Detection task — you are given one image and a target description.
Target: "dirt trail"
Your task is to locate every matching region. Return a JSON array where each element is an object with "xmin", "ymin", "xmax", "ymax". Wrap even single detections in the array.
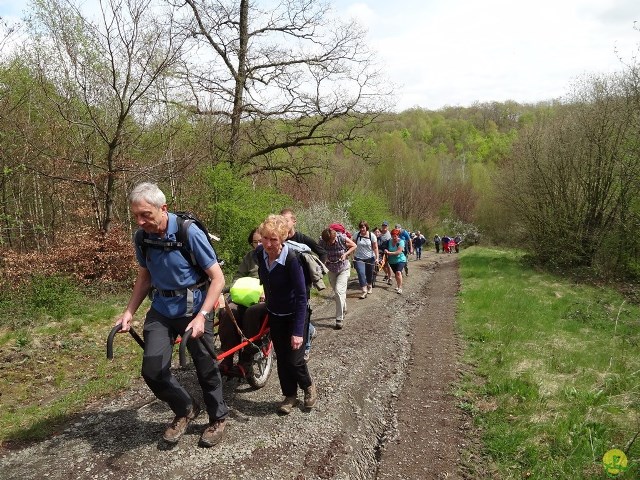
[
  {"xmin": 0, "ymin": 251, "xmax": 480, "ymax": 479},
  {"xmin": 376, "ymin": 256, "xmax": 475, "ymax": 479}
]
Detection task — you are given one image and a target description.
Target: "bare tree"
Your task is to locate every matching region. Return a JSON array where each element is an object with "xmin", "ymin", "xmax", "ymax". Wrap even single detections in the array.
[
  {"xmin": 26, "ymin": 0, "xmax": 185, "ymax": 231},
  {"xmin": 0, "ymin": 16, "xmax": 19, "ymax": 56},
  {"xmin": 502, "ymin": 72, "xmax": 640, "ymax": 269},
  {"xmin": 174, "ymin": 0, "xmax": 392, "ymax": 178}
]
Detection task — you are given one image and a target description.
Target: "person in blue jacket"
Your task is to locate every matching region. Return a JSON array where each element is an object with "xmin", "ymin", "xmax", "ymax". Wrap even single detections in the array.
[
  {"xmin": 281, "ymin": 208, "xmax": 326, "ymax": 361},
  {"xmin": 395, "ymin": 224, "xmax": 413, "ymax": 275},
  {"xmin": 257, "ymin": 214, "xmax": 317, "ymax": 414}
]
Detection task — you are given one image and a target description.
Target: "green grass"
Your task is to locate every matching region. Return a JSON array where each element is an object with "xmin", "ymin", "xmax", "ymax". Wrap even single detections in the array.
[
  {"xmin": 0, "ymin": 291, "xmax": 145, "ymax": 445},
  {"xmin": 457, "ymin": 247, "xmax": 640, "ymax": 479}
]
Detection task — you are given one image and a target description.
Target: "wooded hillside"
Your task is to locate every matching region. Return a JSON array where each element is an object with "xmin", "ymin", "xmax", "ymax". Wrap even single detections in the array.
[{"xmin": 0, "ymin": 0, "xmax": 638, "ymax": 294}]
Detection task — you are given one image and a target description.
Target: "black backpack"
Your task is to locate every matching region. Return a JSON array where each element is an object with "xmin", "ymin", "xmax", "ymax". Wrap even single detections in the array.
[{"xmin": 134, "ymin": 211, "xmax": 218, "ymax": 281}]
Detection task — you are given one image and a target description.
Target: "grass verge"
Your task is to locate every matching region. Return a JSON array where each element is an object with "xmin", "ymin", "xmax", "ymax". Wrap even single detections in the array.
[
  {"xmin": 0, "ymin": 292, "xmax": 146, "ymax": 446},
  {"xmin": 456, "ymin": 247, "xmax": 639, "ymax": 479}
]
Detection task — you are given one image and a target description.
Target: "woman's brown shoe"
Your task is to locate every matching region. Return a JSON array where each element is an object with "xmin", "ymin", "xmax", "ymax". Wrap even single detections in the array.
[
  {"xmin": 278, "ymin": 396, "xmax": 298, "ymax": 414},
  {"xmin": 304, "ymin": 384, "xmax": 317, "ymax": 409}
]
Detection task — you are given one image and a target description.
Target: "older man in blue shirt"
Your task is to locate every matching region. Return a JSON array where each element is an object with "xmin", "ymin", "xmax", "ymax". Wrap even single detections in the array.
[{"xmin": 116, "ymin": 182, "xmax": 228, "ymax": 447}]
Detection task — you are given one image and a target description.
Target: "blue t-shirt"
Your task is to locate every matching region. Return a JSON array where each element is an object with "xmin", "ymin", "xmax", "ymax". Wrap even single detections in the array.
[
  {"xmin": 387, "ymin": 239, "xmax": 407, "ymax": 264},
  {"xmin": 135, "ymin": 213, "xmax": 217, "ymax": 318},
  {"xmin": 399, "ymin": 230, "xmax": 411, "ymax": 253}
]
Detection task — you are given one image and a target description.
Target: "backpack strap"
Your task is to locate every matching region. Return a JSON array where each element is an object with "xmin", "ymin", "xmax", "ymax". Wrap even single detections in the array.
[
  {"xmin": 356, "ymin": 231, "xmax": 374, "ymax": 244},
  {"xmin": 175, "ymin": 216, "xmax": 199, "ymax": 269}
]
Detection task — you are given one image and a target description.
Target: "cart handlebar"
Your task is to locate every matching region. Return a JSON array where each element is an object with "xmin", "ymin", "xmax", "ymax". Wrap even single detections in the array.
[
  {"xmin": 178, "ymin": 328, "xmax": 218, "ymax": 368},
  {"xmin": 106, "ymin": 323, "xmax": 145, "ymax": 359}
]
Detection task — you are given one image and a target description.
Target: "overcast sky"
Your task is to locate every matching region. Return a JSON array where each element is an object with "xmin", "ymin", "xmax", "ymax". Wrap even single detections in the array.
[
  {"xmin": 333, "ymin": 0, "xmax": 640, "ymax": 110},
  {"xmin": 1, "ymin": 0, "xmax": 638, "ymax": 111}
]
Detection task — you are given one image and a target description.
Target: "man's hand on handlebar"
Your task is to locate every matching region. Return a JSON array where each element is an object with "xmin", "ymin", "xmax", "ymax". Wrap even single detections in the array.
[
  {"xmin": 187, "ymin": 313, "xmax": 206, "ymax": 338},
  {"xmin": 116, "ymin": 312, "xmax": 133, "ymax": 332}
]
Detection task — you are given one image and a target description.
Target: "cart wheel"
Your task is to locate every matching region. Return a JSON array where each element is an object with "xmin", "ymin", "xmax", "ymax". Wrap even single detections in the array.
[{"xmin": 247, "ymin": 336, "xmax": 273, "ymax": 389}]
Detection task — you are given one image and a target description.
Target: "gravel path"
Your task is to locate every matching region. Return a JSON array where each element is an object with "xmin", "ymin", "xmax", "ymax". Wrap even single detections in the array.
[{"xmin": 0, "ymin": 251, "xmax": 477, "ymax": 479}]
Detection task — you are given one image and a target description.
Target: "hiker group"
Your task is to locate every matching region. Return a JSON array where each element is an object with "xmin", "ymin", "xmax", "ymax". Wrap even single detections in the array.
[
  {"xmin": 433, "ymin": 234, "xmax": 463, "ymax": 254},
  {"xmin": 115, "ymin": 181, "xmax": 464, "ymax": 448}
]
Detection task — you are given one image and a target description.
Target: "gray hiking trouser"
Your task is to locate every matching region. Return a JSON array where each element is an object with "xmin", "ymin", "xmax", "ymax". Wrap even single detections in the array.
[{"xmin": 141, "ymin": 308, "xmax": 229, "ymax": 421}]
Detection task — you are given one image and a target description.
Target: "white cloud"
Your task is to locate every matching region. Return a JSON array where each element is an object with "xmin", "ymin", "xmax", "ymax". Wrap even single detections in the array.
[
  {"xmin": 334, "ymin": 0, "xmax": 640, "ymax": 110},
  {"xmin": 2, "ymin": 0, "xmax": 638, "ymax": 111}
]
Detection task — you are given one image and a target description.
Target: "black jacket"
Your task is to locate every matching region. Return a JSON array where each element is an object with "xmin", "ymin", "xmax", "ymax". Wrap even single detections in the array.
[{"xmin": 289, "ymin": 231, "xmax": 327, "ymax": 263}]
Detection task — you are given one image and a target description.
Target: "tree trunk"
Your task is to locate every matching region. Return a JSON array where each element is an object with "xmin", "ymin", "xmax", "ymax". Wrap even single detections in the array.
[{"xmin": 229, "ymin": 0, "xmax": 248, "ymax": 163}]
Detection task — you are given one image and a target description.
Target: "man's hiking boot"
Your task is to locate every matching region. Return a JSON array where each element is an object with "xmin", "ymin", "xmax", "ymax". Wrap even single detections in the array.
[
  {"xmin": 304, "ymin": 384, "xmax": 317, "ymax": 409},
  {"xmin": 163, "ymin": 400, "xmax": 201, "ymax": 443},
  {"xmin": 199, "ymin": 418, "xmax": 226, "ymax": 448},
  {"xmin": 278, "ymin": 396, "xmax": 298, "ymax": 414},
  {"xmin": 335, "ymin": 319, "xmax": 343, "ymax": 330}
]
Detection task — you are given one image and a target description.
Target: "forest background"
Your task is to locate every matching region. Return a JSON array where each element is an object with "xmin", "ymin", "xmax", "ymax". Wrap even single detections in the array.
[{"xmin": 0, "ymin": 0, "xmax": 639, "ymax": 319}]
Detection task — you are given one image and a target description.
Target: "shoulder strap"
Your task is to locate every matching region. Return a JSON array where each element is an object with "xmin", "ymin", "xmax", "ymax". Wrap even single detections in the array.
[
  {"xmin": 134, "ymin": 228, "xmax": 147, "ymax": 258},
  {"xmin": 356, "ymin": 231, "xmax": 373, "ymax": 243},
  {"xmin": 175, "ymin": 216, "xmax": 198, "ymax": 267}
]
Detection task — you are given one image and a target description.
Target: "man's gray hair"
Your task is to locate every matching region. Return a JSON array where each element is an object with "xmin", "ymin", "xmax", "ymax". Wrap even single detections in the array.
[{"xmin": 128, "ymin": 182, "xmax": 166, "ymax": 207}]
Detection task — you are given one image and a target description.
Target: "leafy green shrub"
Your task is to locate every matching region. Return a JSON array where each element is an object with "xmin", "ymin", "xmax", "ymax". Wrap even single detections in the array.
[
  {"xmin": 202, "ymin": 164, "xmax": 291, "ymax": 273},
  {"xmin": 339, "ymin": 188, "xmax": 394, "ymax": 230},
  {"xmin": 295, "ymin": 201, "xmax": 354, "ymax": 240},
  {"xmin": 26, "ymin": 274, "xmax": 80, "ymax": 321},
  {"xmin": 441, "ymin": 217, "xmax": 480, "ymax": 245}
]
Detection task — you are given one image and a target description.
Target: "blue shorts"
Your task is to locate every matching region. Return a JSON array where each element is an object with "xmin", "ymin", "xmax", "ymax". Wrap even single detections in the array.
[{"xmin": 390, "ymin": 262, "xmax": 406, "ymax": 273}]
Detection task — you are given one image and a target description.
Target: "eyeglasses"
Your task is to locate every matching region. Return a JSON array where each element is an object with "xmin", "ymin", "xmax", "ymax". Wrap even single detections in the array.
[{"xmin": 252, "ymin": 240, "xmax": 261, "ymax": 245}]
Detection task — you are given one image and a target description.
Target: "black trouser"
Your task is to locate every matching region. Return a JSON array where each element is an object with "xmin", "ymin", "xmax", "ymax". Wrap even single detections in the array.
[
  {"xmin": 268, "ymin": 310, "xmax": 312, "ymax": 397},
  {"xmin": 142, "ymin": 308, "xmax": 229, "ymax": 421}
]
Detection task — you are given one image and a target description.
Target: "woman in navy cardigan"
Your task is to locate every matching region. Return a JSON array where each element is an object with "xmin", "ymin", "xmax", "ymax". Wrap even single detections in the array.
[{"xmin": 257, "ymin": 214, "xmax": 317, "ymax": 414}]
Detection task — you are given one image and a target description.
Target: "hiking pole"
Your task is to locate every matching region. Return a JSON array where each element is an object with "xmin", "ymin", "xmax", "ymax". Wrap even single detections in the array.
[{"xmin": 106, "ymin": 323, "xmax": 145, "ymax": 359}]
